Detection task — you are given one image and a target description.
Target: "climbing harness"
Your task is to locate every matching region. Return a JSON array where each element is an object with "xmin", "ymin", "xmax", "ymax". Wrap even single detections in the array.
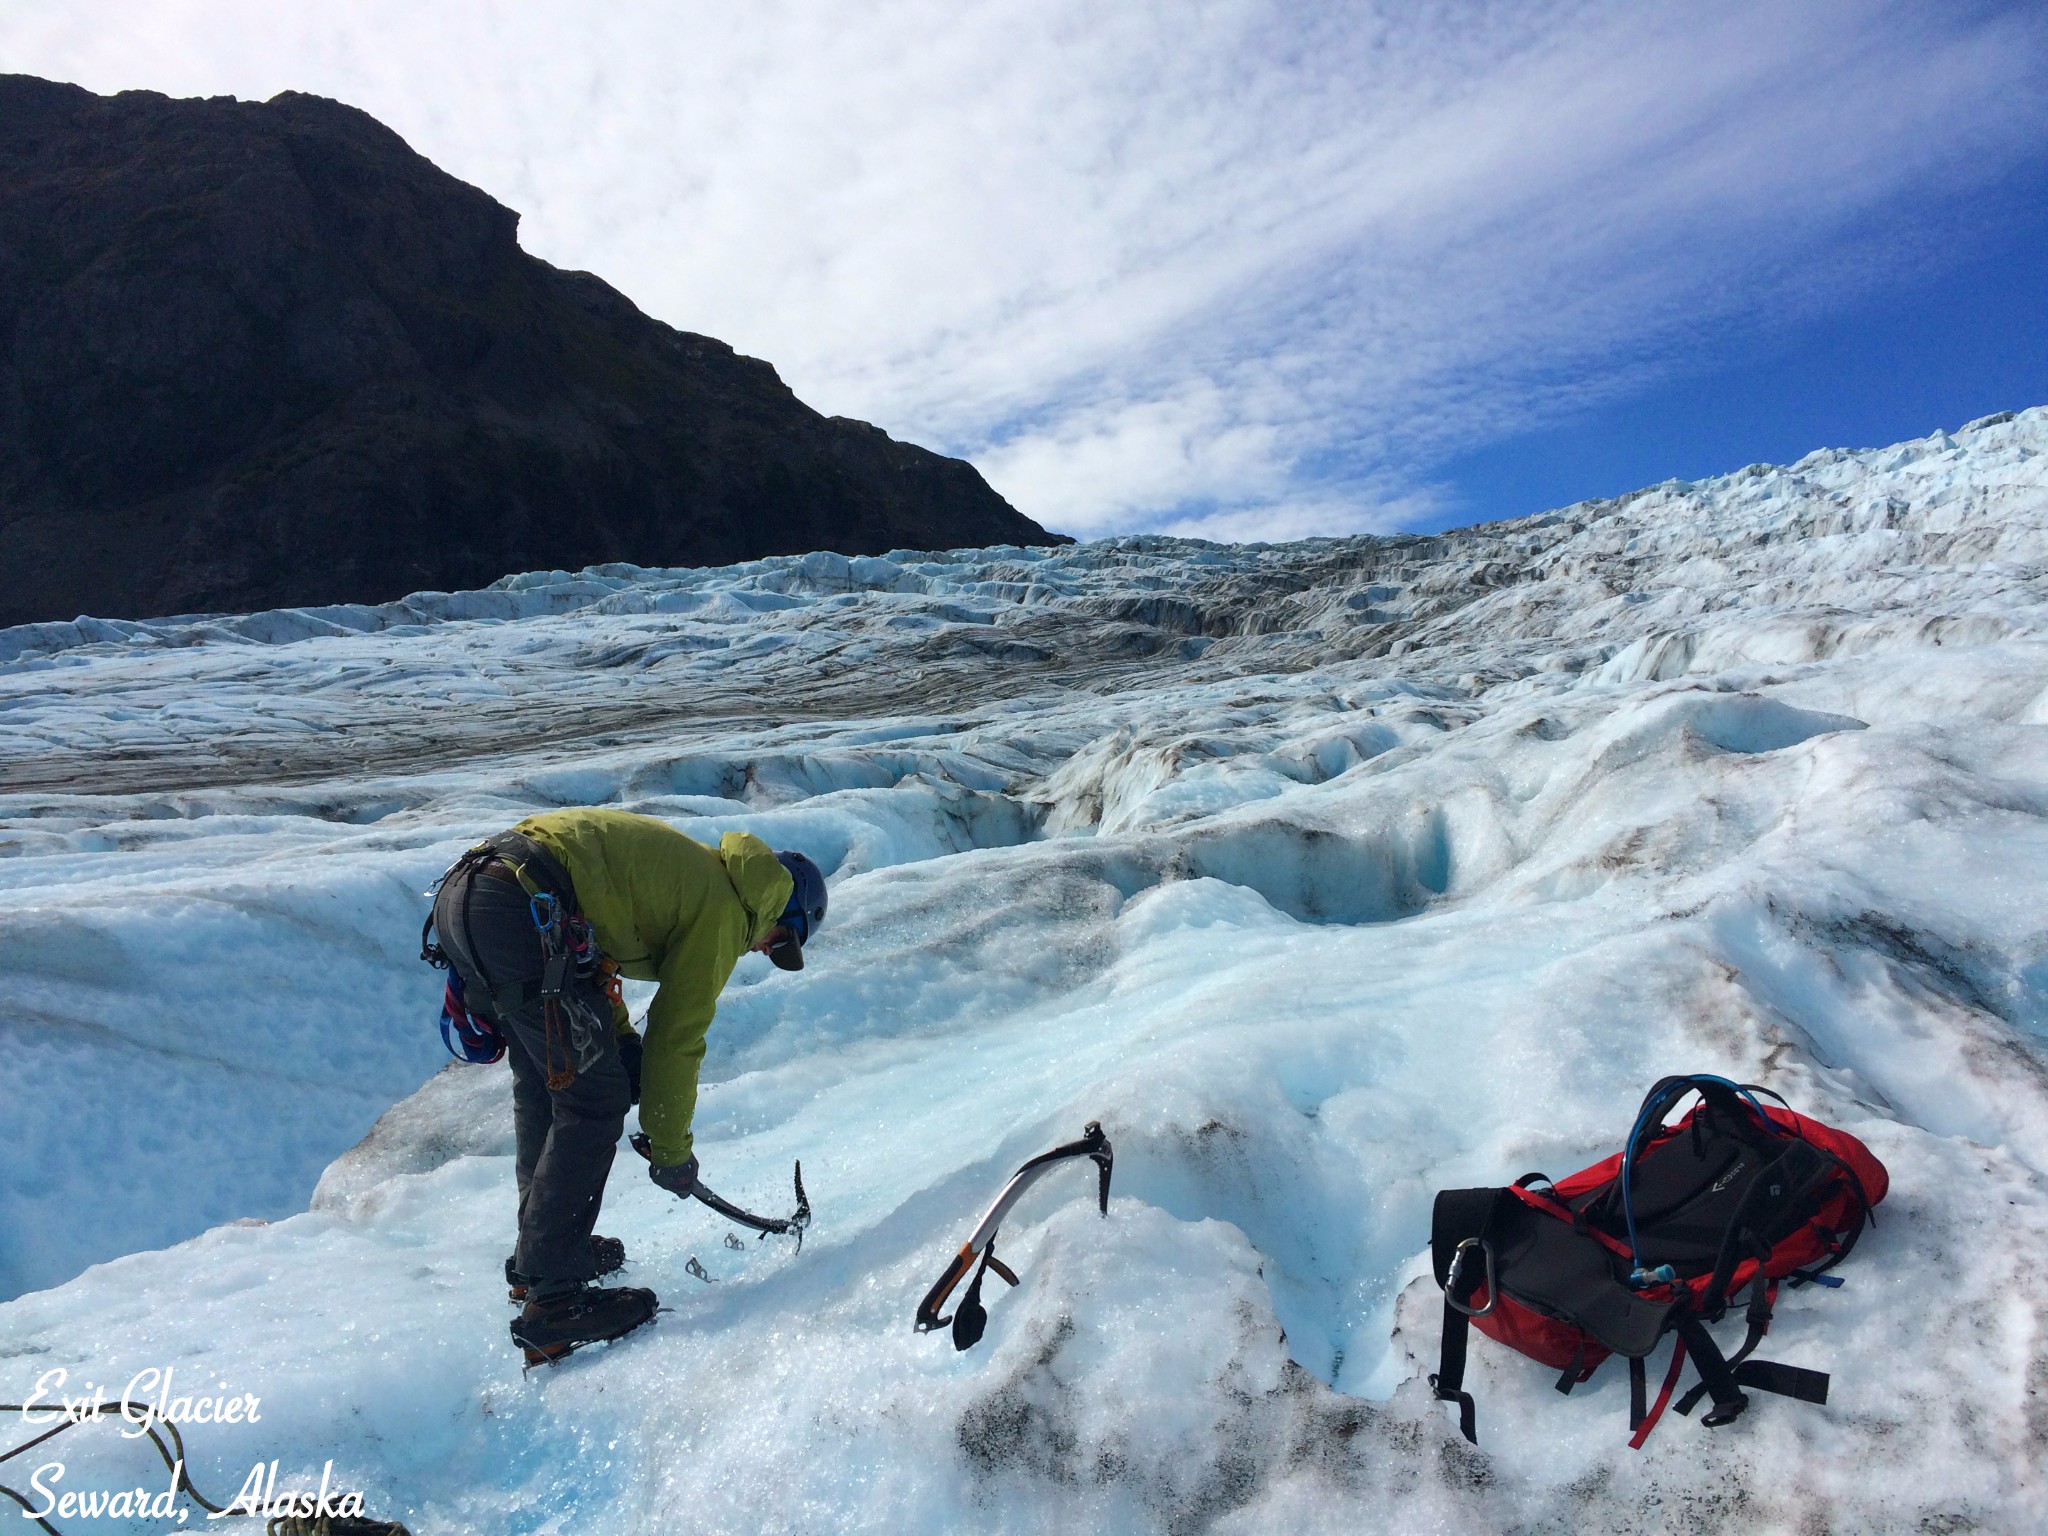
[
  {"xmin": 630, "ymin": 1133, "xmax": 813, "ymax": 1253},
  {"xmin": 915, "ymin": 1121, "xmax": 1113, "ymax": 1351},
  {"xmin": 420, "ymin": 834, "xmax": 615, "ymax": 1083},
  {"xmin": 1, "ymin": 1401, "xmax": 409, "ymax": 1535},
  {"xmin": 1428, "ymin": 1074, "xmax": 1886, "ymax": 1449}
]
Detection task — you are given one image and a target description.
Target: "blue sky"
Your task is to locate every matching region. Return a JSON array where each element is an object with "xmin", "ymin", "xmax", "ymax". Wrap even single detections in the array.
[
  {"xmin": 1431, "ymin": 149, "xmax": 2048, "ymax": 529},
  {"xmin": 4, "ymin": 1, "xmax": 2045, "ymax": 544}
]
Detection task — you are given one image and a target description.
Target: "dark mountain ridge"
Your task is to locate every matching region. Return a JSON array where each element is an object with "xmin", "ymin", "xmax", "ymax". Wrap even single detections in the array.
[{"xmin": 0, "ymin": 75, "xmax": 1060, "ymax": 626}]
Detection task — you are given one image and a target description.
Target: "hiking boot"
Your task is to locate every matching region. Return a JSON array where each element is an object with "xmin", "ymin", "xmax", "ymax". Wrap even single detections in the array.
[
  {"xmin": 505, "ymin": 1234, "xmax": 627, "ymax": 1301},
  {"xmin": 508, "ymin": 1284, "xmax": 659, "ymax": 1367}
]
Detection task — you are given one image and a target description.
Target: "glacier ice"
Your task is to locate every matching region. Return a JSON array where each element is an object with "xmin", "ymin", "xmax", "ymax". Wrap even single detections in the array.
[{"xmin": 2, "ymin": 409, "xmax": 2046, "ymax": 1531}]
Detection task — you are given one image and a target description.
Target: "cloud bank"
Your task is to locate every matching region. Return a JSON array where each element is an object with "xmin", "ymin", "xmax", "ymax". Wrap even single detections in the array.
[{"xmin": 5, "ymin": 1, "xmax": 2045, "ymax": 539}]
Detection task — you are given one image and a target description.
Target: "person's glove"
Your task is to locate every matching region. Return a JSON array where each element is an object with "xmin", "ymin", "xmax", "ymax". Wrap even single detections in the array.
[
  {"xmin": 617, "ymin": 1031, "xmax": 643, "ymax": 1106},
  {"xmin": 649, "ymin": 1153, "xmax": 699, "ymax": 1199}
]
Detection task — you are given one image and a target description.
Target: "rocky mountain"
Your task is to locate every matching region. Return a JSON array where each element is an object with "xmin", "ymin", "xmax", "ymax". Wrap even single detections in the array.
[{"xmin": 0, "ymin": 75, "xmax": 1058, "ymax": 626}]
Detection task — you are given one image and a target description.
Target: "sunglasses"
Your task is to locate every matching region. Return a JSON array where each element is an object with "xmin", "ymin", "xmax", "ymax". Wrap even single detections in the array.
[{"xmin": 766, "ymin": 921, "xmax": 807, "ymax": 971}]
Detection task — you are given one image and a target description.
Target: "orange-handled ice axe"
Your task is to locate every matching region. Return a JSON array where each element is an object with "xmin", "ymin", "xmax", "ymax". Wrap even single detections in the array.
[{"xmin": 915, "ymin": 1121, "xmax": 1112, "ymax": 1350}]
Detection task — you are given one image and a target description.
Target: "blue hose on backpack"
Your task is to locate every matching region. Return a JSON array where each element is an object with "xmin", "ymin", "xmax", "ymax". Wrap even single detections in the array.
[{"xmin": 1622, "ymin": 1074, "xmax": 1772, "ymax": 1281}]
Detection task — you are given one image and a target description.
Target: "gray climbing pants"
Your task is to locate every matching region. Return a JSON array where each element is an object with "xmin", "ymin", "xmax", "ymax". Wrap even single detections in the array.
[{"xmin": 432, "ymin": 861, "xmax": 630, "ymax": 1295}]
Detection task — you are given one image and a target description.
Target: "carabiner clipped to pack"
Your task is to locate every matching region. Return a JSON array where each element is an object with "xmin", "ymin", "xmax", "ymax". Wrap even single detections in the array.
[{"xmin": 1445, "ymin": 1237, "xmax": 1498, "ymax": 1318}]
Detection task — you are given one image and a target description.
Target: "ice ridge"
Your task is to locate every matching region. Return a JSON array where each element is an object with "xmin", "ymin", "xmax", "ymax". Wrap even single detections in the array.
[{"xmin": 0, "ymin": 406, "xmax": 2045, "ymax": 1532}]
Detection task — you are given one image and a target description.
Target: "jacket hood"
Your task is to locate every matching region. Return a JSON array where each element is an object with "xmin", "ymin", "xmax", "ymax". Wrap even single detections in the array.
[{"xmin": 718, "ymin": 831, "xmax": 797, "ymax": 945}]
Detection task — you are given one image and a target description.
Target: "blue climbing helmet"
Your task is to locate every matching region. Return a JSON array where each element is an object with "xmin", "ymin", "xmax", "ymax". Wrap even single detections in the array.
[{"xmin": 768, "ymin": 851, "xmax": 828, "ymax": 971}]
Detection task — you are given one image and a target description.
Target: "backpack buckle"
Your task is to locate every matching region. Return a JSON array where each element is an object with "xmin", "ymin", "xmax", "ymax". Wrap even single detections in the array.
[{"xmin": 1446, "ymin": 1237, "xmax": 1497, "ymax": 1317}]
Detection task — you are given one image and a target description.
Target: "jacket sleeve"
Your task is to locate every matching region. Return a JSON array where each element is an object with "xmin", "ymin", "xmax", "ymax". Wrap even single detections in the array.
[{"xmin": 635, "ymin": 905, "xmax": 748, "ymax": 1166}]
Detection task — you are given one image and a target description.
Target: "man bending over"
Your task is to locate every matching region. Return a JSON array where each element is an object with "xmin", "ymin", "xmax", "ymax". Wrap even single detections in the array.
[{"xmin": 425, "ymin": 808, "xmax": 827, "ymax": 1363}]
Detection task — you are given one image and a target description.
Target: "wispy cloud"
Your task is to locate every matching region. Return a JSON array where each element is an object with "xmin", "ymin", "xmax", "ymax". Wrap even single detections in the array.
[{"xmin": 6, "ymin": 1, "xmax": 2045, "ymax": 537}]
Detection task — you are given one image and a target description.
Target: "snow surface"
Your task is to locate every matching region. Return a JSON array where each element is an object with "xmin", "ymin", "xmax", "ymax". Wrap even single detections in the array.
[{"xmin": 3, "ymin": 407, "xmax": 2048, "ymax": 1532}]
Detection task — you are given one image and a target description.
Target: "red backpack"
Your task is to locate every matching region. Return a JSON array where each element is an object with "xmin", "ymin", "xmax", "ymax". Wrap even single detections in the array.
[{"xmin": 1429, "ymin": 1075, "xmax": 1887, "ymax": 1448}]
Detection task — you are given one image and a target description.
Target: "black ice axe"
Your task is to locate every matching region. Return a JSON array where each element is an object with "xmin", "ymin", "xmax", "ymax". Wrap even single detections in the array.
[
  {"xmin": 915, "ymin": 1121, "xmax": 1114, "ymax": 1350},
  {"xmin": 630, "ymin": 1132, "xmax": 812, "ymax": 1253}
]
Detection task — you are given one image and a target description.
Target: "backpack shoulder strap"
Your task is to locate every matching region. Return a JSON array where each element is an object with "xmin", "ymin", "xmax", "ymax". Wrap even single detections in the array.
[
  {"xmin": 1429, "ymin": 1187, "xmax": 1510, "ymax": 1444},
  {"xmin": 485, "ymin": 830, "xmax": 581, "ymax": 914},
  {"xmin": 1615, "ymin": 1075, "xmax": 1778, "ymax": 1272}
]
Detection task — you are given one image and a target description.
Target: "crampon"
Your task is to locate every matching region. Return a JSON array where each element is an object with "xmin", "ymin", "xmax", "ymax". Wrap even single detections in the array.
[{"xmin": 509, "ymin": 1284, "xmax": 659, "ymax": 1369}]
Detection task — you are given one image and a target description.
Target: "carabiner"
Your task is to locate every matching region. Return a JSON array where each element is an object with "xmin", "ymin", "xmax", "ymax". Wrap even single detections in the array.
[
  {"xmin": 1445, "ymin": 1237, "xmax": 1497, "ymax": 1318},
  {"xmin": 529, "ymin": 891, "xmax": 557, "ymax": 932}
]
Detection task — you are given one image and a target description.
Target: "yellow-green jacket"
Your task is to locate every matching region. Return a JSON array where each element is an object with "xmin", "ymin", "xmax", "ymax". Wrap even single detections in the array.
[{"xmin": 515, "ymin": 808, "xmax": 794, "ymax": 1165}]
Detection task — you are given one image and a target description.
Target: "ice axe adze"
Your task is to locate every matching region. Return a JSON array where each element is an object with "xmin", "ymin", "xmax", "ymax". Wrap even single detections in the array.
[
  {"xmin": 630, "ymin": 1132, "xmax": 812, "ymax": 1253},
  {"xmin": 915, "ymin": 1121, "xmax": 1113, "ymax": 1351}
]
